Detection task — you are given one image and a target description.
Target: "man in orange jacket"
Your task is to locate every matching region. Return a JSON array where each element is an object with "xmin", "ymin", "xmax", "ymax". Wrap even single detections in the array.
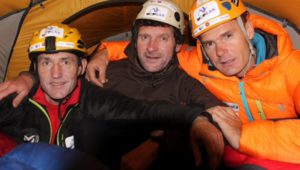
[{"xmin": 84, "ymin": 0, "xmax": 300, "ymax": 169}]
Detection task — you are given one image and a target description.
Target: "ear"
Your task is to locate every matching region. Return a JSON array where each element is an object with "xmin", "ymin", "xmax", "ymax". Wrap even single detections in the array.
[
  {"xmin": 175, "ymin": 44, "xmax": 182, "ymax": 53},
  {"xmin": 77, "ymin": 58, "xmax": 87, "ymax": 76},
  {"xmin": 245, "ymin": 20, "xmax": 255, "ymax": 39}
]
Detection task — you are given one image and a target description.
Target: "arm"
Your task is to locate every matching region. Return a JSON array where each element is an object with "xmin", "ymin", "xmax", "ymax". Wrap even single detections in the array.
[
  {"xmin": 0, "ymin": 72, "xmax": 35, "ymax": 107},
  {"xmin": 239, "ymin": 120, "xmax": 300, "ymax": 163},
  {"xmin": 86, "ymin": 41, "xmax": 130, "ymax": 86},
  {"xmin": 180, "ymin": 74, "xmax": 224, "ymax": 109},
  {"xmin": 85, "ymin": 41, "xmax": 197, "ymax": 87},
  {"xmin": 190, "ymin": 116, "xmax": 224, "ymax": 170},
  {"xmin": 82, "ymin": 80, "xmax": 224, "ymax": 169},
  {"xmin": 294, "ymin": 81, "xmax": 300, "ymax": 113}
]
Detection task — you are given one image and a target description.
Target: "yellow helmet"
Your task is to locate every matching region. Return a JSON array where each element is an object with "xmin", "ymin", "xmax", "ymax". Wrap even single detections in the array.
[
  {"xmin": 136, "ymin": 0, "xmax": 185, "ymax": 34},
  {"xmin": 28, "ymin": 23, "xmax": 87, "ymax": 60},
  {"xmin": 190, "ymin": 0, "xmax": 247, "ymax": 38}
]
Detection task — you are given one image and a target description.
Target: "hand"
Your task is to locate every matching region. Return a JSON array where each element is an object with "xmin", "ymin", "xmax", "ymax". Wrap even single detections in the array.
[
  {"xmin": 121, "ymin": 139, "xmax": 159, "ymax": 170},
  {"xmin": 0, "ymin": 72, "xmax": 34, "ymax": 107},
  {"xmin": 190, "ymin": 116, "xmax": 224, "ymax": 170},
  {"xmin": 85, "ymin": 48, "xmax": 109, "ymax": 87},
  {"xmin": 207, "ymin": 106, "xmax": 242, "ymax": 149}
]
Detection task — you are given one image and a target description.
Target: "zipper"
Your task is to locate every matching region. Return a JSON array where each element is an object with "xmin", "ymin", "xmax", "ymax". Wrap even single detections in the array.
[
  {"xmin": 239, "ymin": 81, "xmax": 254, "ymax": 121},
  {"xmin": 29, "ymin": 98, "xmax": 52, "ymax": 143},
  {"xmin": 56, "ymin": 104, "xmax": 78, "ymax": 146}
]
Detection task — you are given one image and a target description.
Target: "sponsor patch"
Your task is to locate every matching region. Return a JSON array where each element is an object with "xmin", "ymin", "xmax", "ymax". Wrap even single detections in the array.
[
  {"xmin": 144, "ymin": 5, "xmax": 168, "ymax": 20},
  {"xmin": 193, "ymin": 1, "xmax": 220, "ymax": 26},
  {"xmin": 194, "ymin": 14, "xmax": 230, "ymax": 33},
  {"xmin": 39, "ymin": 25, "xmax": 64, "ymax": 39},
  {"xmin": 22, "ymin": 128, "xmax": 40, "ymax": 143},
  {"xmin": 23, "ymin": 135, "xmax": 40, "ymax": 143},
  {"xmin": 29, "ymin": 42, "xmax": 45, "ymax": 52},
  {"xmin": 56, "ymin": 41, "xmax": 75, "ymax": 48}
]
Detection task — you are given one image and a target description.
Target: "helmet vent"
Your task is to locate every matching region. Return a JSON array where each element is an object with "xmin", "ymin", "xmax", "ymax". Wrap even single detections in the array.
[{"xmin": 174, "ymin": 12, "xmax": 180, "ymax": 22}]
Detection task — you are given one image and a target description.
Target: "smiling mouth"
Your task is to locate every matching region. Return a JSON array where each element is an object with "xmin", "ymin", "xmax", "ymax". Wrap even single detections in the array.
[
  {"xmin": 50, "ymin": 82, "xmax": 65, "ymax": 86},
  {"xmin": 220, "ymin": 58, "xmax": 235, "ymax": 66}
]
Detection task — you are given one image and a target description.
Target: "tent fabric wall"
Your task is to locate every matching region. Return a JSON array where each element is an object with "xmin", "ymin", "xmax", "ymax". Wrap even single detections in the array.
[
  {"xmin": 1, "ymin": 0, "xmax": 300, "ymax": 81},
  {"xmin": 0, "ymin": 11, "xmax": 26, "ymax": 82}
]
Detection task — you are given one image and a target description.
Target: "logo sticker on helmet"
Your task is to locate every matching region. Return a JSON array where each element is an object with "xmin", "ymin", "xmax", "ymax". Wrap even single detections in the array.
[
  {"xmin": 144, "ymin": 5, "xmax": 168, "ymax": 20},
  {"xmin": 57, "ymin": 42, "xmax": 75, "ymax": 48},
  {"xmin": 193, "ymin": 13, "xmax": 230, "ymax": 35},
  {"xmin": 29, "ymin": 43, "xmax": 44, "ymax": 52},
  {"xmin": 194, "ymin": 1, "xmax": 220, "ymax": 26},
  {"xmin": 222, "ymin": 2, "xmax": 232, "ymax": 10},
  {"xmin": 39, "ymin": 26, "xmax": 64, "ymax": 39}
]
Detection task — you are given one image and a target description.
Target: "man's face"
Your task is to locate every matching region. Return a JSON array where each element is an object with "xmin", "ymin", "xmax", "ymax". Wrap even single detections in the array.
[
  {"xmin": 37, "ymin": 52, "xmax": 83, "ymax": 105},
  {"xmin": 136, "ymin": 26, "xmax": 181, "ymax": 72},
  {"xmin": 200, "ymin": 20, "xmax": 255, "ymax": 77}
]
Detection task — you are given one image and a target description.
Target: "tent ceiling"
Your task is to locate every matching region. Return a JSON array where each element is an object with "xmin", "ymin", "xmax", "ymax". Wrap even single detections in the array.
[
  {"xmin": 0, "ymin": 0, "xmax": 30, "ymax": 18},
  {"xmin": 68, "ymin": 5, "xmax": 142, "ymax": 48},
  {"xmin": 1, "ymin": 0, "xmax": 299, "ymax": 31},
  {"xmin": 244, "ymin": 0, "xmax": 300, "ymax": 30}
]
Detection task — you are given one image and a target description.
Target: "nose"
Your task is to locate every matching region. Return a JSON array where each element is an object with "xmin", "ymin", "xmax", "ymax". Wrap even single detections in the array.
[
  {"xmin": 51, "ymin": 63, "xmax": 62, "ymax": 78},
  {"xmin": 215, "ymin": 42, "xmax": 227, "ymax": 57},
  {"xmin": 146, "ymin": 38, "xmax": 158, "ymax": 52}
]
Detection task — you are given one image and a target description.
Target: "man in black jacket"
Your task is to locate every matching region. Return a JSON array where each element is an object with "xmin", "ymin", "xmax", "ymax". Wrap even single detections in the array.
[{"xmin": 0, "ymin": 23, "xmax": 223, "ymax": 169}]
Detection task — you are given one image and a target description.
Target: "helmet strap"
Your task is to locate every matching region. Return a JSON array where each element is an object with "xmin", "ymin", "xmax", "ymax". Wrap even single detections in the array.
[{"xmin": 236, "ymin": 16, "xmax": 256, "ymax": 78}]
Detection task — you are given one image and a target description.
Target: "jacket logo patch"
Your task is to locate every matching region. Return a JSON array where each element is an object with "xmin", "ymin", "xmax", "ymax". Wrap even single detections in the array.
[
  {"xmin": 23, "ymin": 134, "xmax": 40, "ymax": 143},
  {"xmin": 22, "ymin": 128, "xmax": 40, "ymax": 143},
  {"xmin": 65, "ymin": 135, "xmax": 75, "ymax": 149}
]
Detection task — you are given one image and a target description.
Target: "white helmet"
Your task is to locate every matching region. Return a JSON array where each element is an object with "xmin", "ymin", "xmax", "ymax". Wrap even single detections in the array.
[{"xmin": 136, "ymin": 0, "xmax": 185, "ymax": 34}]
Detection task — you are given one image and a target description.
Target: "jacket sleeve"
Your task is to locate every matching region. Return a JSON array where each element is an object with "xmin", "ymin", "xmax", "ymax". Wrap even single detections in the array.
[
  {"xmin": 294, "ymin": 81, "xmax": 300, "ymax": 113},
  {"xmin": 288, "ymin": 51, "xmax": 300, "ymax": 113},
  {"xmin": 239, "ymin": 120, "xmax": 300, "ymax": 163},
  {"xmin": 99, "ymin": 41, "xmax": 130, "ymax": 61},
  {"xmin": 0, "ymin": 93, "xmax": 24, "ymax": 126},
  {"xmin": 80, "ymin": 79, "xmax": 205, "ymax": 130},
  {"xmin": 179, "ymin": 73, "xmax": 224, "ymax": 109},
  {"xmin": 177, "ymin": 43, "xmax": 206, "ymax": 80}
]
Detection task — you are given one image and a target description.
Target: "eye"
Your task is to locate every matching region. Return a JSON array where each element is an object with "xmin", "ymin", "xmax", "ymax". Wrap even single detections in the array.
[
  {"xmin": 139, "ymin": 34, "xmax": 149, "ymax": 41},
  {"xmin": 202, "ymin": 41, "xmax": 214, "ymax": 49},
  {"xmin": 223, "ymin": 32, "xmax": 232, "ymax": 40},
  {"xmin": 160, "ymin": 35, "xmax": 168, "ymax": 41},
  {"xmin": 63, "ymin": 60, "xmax": 70, "ymax": 65},
  {"xmin": 39, "ymin": 60, "xmax": 51, "ymax": 67}
]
